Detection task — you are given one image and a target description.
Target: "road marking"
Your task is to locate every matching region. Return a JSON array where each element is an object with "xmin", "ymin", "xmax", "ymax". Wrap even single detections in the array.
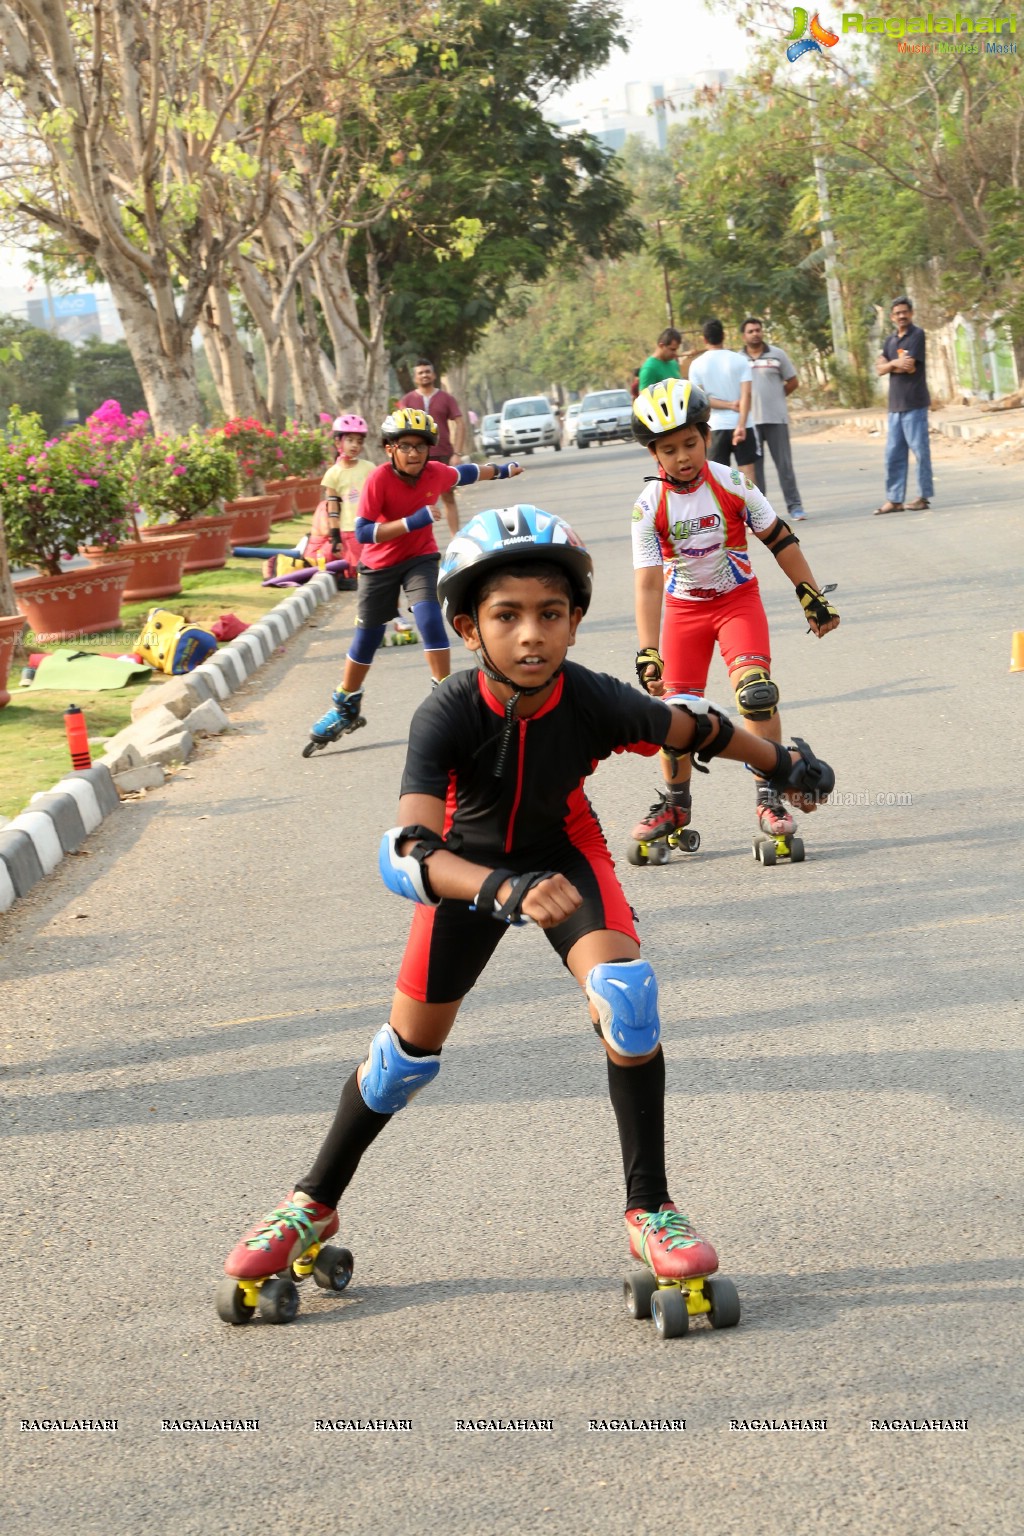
[{"xmin": 204, "ymin": 998, "xmax": 384, "ymax": 1029}]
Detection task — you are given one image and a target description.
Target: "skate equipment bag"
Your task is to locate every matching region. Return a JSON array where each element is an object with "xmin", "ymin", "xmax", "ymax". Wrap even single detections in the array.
[
  {"xmin": 137, "ymin": 608, "xmax": 218, "ymax": 674},
  {"xmin": 262, "ymin": 553, "xmax": 311, "ymax": 579}
]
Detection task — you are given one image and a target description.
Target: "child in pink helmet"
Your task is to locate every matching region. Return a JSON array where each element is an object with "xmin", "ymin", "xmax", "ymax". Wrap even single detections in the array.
[{"xmin": 306, "ymin": 414, "xmax": 373, "ymax": 572}]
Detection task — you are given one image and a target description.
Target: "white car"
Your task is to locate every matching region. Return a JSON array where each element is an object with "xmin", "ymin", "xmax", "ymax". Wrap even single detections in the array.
[
  {"xmin": 576, "ymin": 389, "xmax": 634, "ymax": 449},
  {"xmin": 564, "ymin": 402, "xmax": 582, "ymax": 445},
  {"xmin": 499, "ymin": 396, "xmax": 562, "ymax": 454}
]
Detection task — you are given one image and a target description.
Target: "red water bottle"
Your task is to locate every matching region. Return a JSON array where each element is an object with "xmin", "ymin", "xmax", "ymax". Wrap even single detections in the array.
[{"xmin": 64, "ymin": 704, "xmax": 92, "ymax": 770}]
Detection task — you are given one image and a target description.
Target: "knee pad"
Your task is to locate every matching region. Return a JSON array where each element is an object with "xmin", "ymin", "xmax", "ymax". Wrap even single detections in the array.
[
  {"xmin": 348, "ymin": 622, "xmax": 387, "ymax": 665},
  {"xmin": 411, "ymin": 599, "xmax": 449, "ymax": 651},
  {"xmin": 734, "ymin": 667, "xmax": 779, "ymax": 720},
  {"xmin": 585, "ymin": 960, "xmax": 660, "ymax": 1058},
  {"xmin": 358, "ymin": 1023, "xmax": 440, "ymax": 1114}
]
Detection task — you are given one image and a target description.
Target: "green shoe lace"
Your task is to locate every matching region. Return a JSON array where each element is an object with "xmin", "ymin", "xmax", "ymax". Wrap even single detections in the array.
[
  {"xmin": 635, "ymin": 1209, "xmax": 702, "ymax": 1264},
  {"xmin": 245, "ymin": 1199, "xmax": 319, "ymax": 1253}
]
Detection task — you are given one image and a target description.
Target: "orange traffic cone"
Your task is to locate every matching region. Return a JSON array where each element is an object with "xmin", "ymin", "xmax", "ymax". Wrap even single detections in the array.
[{"xmin": 1011, "ymin": 632, "xmax": 1024, "ymax": 672}]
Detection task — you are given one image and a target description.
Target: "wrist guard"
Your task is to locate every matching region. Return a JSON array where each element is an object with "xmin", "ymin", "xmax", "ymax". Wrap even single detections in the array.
[
  {"xmin": 495, "ymin": 461, "xmax": 520, "ymax": 480},
  {"xmin": 635, "ymin": 647, "xmax": 664, "ymax": 692},
  {"xmin": 379, "ymin": 825, "xmax": 462, "ymax": 905},
  {"xmin": 762, "ymin": 737, "xmax": 835, "ymax": 800},
  {"xmin": 796, "ymin": 581, "xmax": 839, "ymax": 629},
  {"xmin": 404, "ymin": 505, "xmax": 433, "ymax": 532},
  {"xmin": 472, "ymin": 867, "xmax": 556, "ymax": 925},
  {"xmin": 329, "ymin": 529, "xmax": 342, "ymax": 553}
]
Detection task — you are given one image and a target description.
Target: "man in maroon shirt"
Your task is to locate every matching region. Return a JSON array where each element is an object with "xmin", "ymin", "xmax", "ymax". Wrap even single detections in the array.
[{"xmin": 398, "ymin": 358, "xmax": 466, "ymax": 536}]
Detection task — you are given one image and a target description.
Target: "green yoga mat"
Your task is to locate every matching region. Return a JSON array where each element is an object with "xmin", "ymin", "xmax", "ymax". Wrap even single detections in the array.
[{"xmin": 27, "ymin": 649, "xmax": 152, "ymax": 691}]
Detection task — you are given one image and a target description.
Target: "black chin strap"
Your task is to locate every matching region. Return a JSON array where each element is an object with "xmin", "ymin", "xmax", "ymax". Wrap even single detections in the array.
[{"xmin": 643, "ymin": 470, "xmax": 704, "ymax": 494}]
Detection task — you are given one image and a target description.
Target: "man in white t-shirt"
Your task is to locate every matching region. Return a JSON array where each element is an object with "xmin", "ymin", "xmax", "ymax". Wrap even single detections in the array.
[{"xmin": 687, "ymin": 318, "xmax": 758, "ymax": 473}]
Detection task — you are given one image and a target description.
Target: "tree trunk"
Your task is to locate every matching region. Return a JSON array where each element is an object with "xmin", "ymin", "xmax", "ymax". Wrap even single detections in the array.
[{"xmin": 200, "ymin": 284, "xmax": 267, "ymax": 421}]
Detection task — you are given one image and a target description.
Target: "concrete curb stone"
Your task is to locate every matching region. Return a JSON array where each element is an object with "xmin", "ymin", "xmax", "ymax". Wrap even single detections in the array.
[
  {"xmin": 0, "ymin": 828, "xmax": 45, "ymax": 901},
  {"xmin": 1, "ymin": 578, "xmax": 345, "ymax": 916},
  {"xmin": 24, "ymin": 792, "xmax": 88, "ymax": 853}
]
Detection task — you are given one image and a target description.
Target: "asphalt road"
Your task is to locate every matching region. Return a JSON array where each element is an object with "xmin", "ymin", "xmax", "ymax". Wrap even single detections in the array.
[{"xmin": 2, "ymin": 432, "xmax": 1022, "ymax": 1535}]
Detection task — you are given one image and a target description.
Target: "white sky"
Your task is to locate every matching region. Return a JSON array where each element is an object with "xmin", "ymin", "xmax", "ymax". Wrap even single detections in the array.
[{"xmin": 551, "ymin": 0, "xmax": 757, "ymax": 114}]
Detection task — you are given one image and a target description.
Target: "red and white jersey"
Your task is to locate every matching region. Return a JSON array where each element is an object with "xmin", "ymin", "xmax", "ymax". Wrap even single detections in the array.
[{"xmin": 631, "ymin": 461, "xmax": 776, "ymax": 601}]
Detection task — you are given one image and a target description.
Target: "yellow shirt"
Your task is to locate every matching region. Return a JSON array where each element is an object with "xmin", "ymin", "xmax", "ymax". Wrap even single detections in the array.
[{"xmin": 320, "ymin": 458, "xmax": 374, "ymax": 532}]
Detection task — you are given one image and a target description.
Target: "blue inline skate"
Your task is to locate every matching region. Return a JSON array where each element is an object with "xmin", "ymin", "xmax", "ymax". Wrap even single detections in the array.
[{"xmin": 302, "ymin": 689, "xmax": 366, "ymax": 757}]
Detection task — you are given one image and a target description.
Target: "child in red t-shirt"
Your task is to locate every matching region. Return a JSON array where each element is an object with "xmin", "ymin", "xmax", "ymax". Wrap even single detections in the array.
[{"xmin": 307, "ymin": 408, "xmax": 522, "ymax": 747}]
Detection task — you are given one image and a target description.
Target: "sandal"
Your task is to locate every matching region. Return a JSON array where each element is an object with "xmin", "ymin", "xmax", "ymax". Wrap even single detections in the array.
[
  {"xmin": 905, "ymin": 498, "xmax": 930, "ymax": 510},
  {"xmin": 874, "ymin": 502, "xmax": 904, "ymax": 515}
]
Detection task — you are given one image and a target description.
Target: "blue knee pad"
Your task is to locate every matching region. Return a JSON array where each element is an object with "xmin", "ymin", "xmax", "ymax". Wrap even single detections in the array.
[
  {"xmin": 348, "ymin": 622, "xmax": 387, "ymax": 665},
  {"xmin": 585, "ymin": 960, "xmax": 660, "ymax": 1057},
  {"xmin": 359, "ymin": 1023, "xmax": 441, "ymax": 1114},
  {"xmin": 412, "ymin": 599, "xmax": 449, "ymax": 651}
]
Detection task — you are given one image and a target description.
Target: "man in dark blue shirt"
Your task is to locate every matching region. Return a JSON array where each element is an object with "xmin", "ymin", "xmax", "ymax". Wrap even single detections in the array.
[{"xmin": 874, "ymin": 296, "xmax": 934, "ymax": 514}]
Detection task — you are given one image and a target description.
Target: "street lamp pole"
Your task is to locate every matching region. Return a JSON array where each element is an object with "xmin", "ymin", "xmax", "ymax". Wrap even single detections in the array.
[{"xmin": 808, "ymin": 85, "xmax": 851, "ymax": 380}]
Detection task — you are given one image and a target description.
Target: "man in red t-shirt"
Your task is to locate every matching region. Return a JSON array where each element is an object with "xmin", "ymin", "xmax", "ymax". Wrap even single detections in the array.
[
  {"xmin": 306, "ymin": 408, "xmax": 522, "ymax": 748},
  {"xmin": 398, "ymin": 358, "xmax": 466, "ymax": 536}
]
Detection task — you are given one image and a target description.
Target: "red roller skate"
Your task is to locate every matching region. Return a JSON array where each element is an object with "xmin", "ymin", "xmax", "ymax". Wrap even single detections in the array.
[
  {"xmin": 216, "ymin": 1192, "xmax": 354, "ymax": 1326},
  {"xmin": 753, "ymin": 789, "xmax": 805, "ymax": 866},
  {"xmin": 626, "ymin": 792, "xmax": 700, "ymax": 867},
  {"xmin": 622, "ymin": 1203, "xmax": 740, "ymax": 1339}
]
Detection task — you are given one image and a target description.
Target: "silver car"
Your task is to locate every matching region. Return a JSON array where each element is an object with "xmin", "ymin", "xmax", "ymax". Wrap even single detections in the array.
[
  {"xmin": 576, "ymin": 389, "xmax": 633, "ymax": 449},
  {"xmin": 480, "ymin": 413, "xmax": 501, "ymax": 454}
]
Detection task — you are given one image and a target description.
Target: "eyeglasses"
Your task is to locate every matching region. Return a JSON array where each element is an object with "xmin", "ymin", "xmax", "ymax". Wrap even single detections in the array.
[{"xmin": 393, "ymin": 441, "xmax": 429, "ymax": 455}]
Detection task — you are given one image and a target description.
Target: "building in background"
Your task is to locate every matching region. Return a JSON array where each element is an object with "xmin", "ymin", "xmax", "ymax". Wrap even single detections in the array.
[{"xmin": 554, "ymin": 72, "xmax": 733, "ymax": 152}]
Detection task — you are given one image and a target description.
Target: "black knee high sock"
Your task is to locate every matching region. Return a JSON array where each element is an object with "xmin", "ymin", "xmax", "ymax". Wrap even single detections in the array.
[
  {"xmin": 606, "ymin": 1048, "xmax": 670, "ymax": 1212},
  {"xmin": 296, "ymin": 1069, "xmax": 393, "ymax": 1208}
]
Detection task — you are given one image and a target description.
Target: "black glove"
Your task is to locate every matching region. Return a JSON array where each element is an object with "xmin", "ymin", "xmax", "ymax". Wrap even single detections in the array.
[
  {"xmin": 635, "ymin": 647, "xmax": 664, "ymax": 693},
  {"xmin": 796, "ymin": 581, "xmax": 839, "ymax": 631},
  {"xmin": 763, "ymin": 737, "xmax": 834, "ymax": 800},
  {"xmin": 329, "ymin": 528, "xmax": 342, "ymax": 556}
]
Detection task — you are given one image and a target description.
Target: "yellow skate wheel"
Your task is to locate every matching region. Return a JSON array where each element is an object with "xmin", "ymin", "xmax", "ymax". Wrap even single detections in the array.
[
  {"xmin": 756, "ymin": 840, "xmax": 777, "ymax": 866},
  {"xmin": 652, "ymin": 1286, "xmax": 689, "ymax": 1338},
  {"xmin": 623, "ymin": 1271, "xmax": 657, "ymax": 1320},
  {"xmin": 626, "ymin": 839, "xmax": 650, "ymax": 867},
  {"xmin": 789, "ymin": 836, "xmax": 805, "ymax": 863}
]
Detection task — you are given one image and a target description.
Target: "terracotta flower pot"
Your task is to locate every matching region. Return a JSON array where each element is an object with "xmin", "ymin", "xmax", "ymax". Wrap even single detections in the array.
[
  {"xmin": 81, "ymin": 532, "xmax": 196, "ymax": 602},
  {"xmin": 14, "ymin": 561, "xmax": 133, "ymax": 644},
  {"xmin": 292, "ymin": 477, "xmax": 324, "ymax": 515},
  {"xmin": 143, "ymin": 512, "xmax": 236, "ymax": 572},
  {"xmin": 0, "ymin": 612, "xmax": 27, "ymax": 709},
  {"xmin": 265, "ymin": 478, "xmax": 300, "ymax": 522},
  {"xmin": 224, "ymin": 493, "xmax": 278, "ymax": 544}
]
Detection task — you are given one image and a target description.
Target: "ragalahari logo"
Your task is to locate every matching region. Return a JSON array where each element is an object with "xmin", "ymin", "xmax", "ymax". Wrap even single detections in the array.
[{"xmin": 786, "ymin": 8, "xmax": 840, "ymax": 61}]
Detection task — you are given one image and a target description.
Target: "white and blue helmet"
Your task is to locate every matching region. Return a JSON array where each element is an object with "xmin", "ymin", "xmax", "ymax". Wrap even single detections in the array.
[{"xmin": 437, "ymin": 505, "xmax": 593, "ymax": 622}]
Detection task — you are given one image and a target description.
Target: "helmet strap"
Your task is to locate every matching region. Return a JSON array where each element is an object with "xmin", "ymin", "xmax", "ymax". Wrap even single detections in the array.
[{"xmin": 643, "ymin": 465, "xmax": 707, "ymax": 494}]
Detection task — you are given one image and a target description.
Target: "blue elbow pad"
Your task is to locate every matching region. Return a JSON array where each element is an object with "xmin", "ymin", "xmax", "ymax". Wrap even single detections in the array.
[
  {"xmin": 379, "ymin": 826, "xmax": 442, "ymax": 905},
  {"xmin": 354, "ymin": 516, "xmax": 377, "ymax": 545},
  {"xmin": 455, "ymin": 463, "xmax": 481, "ymax": 486}
]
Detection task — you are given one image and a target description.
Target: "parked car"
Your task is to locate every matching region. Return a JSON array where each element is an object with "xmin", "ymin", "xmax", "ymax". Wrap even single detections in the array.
[
  {"xmin": 564, "ymin": 402, "xmax": 582, "ymax": 446},
  {"xmin": 480, "ymin": 413, "xmax": 502, "ymax": 455},
  {"xmin": 499, "ymin": 396, "xmax": 562, "ymax": 454},
  {"xmin": 576, "ymin": 388, "xmax": 634, "ymax": 448}
]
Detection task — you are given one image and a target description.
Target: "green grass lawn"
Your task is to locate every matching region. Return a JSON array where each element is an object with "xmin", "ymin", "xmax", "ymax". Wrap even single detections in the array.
[{"xmin": 0, "ymin": 514, "xmax": 314, "ymax": 820}]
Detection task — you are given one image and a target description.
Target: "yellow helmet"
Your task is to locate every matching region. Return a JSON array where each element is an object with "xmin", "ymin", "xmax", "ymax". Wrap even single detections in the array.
[
  {"xmin": 381, "ymin": 408, "xmax": 439, "ymax": 445},
  {"xmin": 632, "ymin": 379, "xmax": 710, "ymax": 446}
]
